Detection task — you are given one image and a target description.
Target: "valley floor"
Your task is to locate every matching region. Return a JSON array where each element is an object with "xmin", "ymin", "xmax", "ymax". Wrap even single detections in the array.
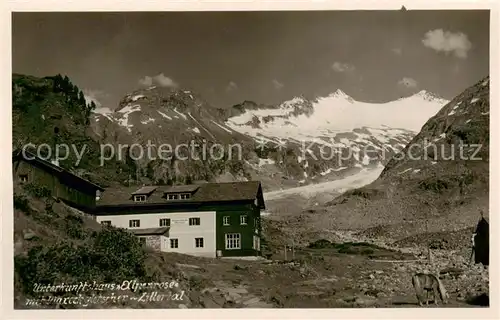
[
  {"xmin": 142, "ymin": 238, "xmax": 485, "ymax": 308},
  {"xmin": 18, "ymin": 229, "xmax": 488, "ymax": 309}
]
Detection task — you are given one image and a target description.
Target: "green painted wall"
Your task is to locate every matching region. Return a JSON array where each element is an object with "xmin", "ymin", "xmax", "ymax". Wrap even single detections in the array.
[{"xmin": 215, "ymin": 203, "xmax": 261, "ymax": 257}]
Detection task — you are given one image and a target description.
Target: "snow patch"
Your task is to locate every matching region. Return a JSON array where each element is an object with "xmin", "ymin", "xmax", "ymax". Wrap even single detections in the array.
[
  {"xmin": 258, "ymin": 158, "xmax": 275, "ymax": 166},
  {"xmin": 117, "ymin": 104, "xmax": 141, "ymax": 132},
  {"xmin": 188, "ymin": 113, "xmax": 216, "ymax": 140},
  {"xmin": 140, "ymin": 117, "xmax": 155, "ymax": 125},
  {"xmin": 191, "ymin": 127, "xmax": 201, "ymax": 134},
  {"xmin": 319, "ymin": 167, "xmax": 348, "ymax": 176},
  {"xmin": 174, "ymin": 109, "xmax": 187, "ymax": 120},
  {"xmin": 211, "ymin": 120, "xmax": 233, "ymax": 134},
  {"xmin": 412, "ymin": 169, "xmax": 421, "ymax": 174},
  {"xmin": 362, "ymin": 154, "xmax": 371, "ymax": 166},
  {"xmin": 157, "ymin": 111, "xmax": 172, "ymax": 120},
  {"xmin": 398, "ymin": 168, "xmax": 412, "ymax": 175},
  {"xmin": 465, "ymin": 119, "xmax": 472, "ymax": 124},
  {"xmin": 131, "ymin": 94, "xmax": 145, "ymax": 101},
  {"xmin": 471, "ymin": 97, "xmax": 480, "ymax": 104}
]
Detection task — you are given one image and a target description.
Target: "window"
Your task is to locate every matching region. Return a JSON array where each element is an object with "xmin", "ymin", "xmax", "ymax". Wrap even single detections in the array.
[
  {"xmin": 159, "ymin": 218, "xmax": 170, "ymax": 227},
  {"xmin": 129, "ymin": 219, "xmax": 140, "ymax": 228},
  {"xmin": 180, "ymin": 193, "xmax": 191, "ymax": 200},
  {"xmin": 240, "ymin": 215, "xmax": 248, "ymax": 225},
  {"xmin": 134, "ymin": 195, "xmax": 146, "ymax": 202},
  {"xmin": 19, "ymin": 174, "xmax": 28, "ymax": 183},
  {"xmin": 167, "ymin": 194, "xmax": 179, "ymax": 200},
  {"xmin": 170, "ymin": 238, "xmax": 179, "ymax": 248},
  {"xmin": 195, "ymin": 237, "xmax": 204, "ymax": 248},
  {"xmin": 101, "ymin": 220, "xmax": 111, "ymax": 226},
  {"xmin": 223, "ymin": 216, "xmax": 230, "ymax": 226},
  {"xmin": 225, "ymin": 233, "xmax": 241, "ymax": 250},
  {"xmin": 139, "ymin": 237, "xmax": 146, "ymax": 245},
  {"xmin": 189, "ymin": 217, "xmax": 200, "ymax": 226}
]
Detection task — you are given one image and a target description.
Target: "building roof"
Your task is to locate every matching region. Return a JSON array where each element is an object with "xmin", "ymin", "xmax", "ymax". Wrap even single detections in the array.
[
  {"xmin": 12, "ymin": 149, "xmax": 104, "ymax": 192},
  {"xmin": 131, "ymin": 186, "xmax": 158, "ymax": 195},
  {"xmin": 96, "ymin": 180, "xmax": 265, "ymax": 209},
  {"xmin": 129, "ymin": 227, "xmax": 169, "ymax": 236},
  {"xmin": 163, "ymin": 185, "xmax": 200, "ymax": 193}
]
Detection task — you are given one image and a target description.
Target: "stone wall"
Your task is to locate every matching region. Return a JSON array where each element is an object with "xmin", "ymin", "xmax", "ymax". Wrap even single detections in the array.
[{"xmin": 145, "ymin": 235, "xmax": 161, "ymax": 251}]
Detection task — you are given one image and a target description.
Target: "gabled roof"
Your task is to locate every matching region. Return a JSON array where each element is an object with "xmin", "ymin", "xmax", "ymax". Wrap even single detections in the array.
[
  {"xmin": 131, "ymin": 186, "xmax": 157, "ymax": 195},
  {"xmin": 13, "ymin": 148, "xmax": 104, "ymax": 192},
  {"xmin": 97, "ymin": 180, "xmax": 265, "ymax": 209},
  {"xmin": 163, "ymin": 185, "xmax": 200, "ymax": 193}
]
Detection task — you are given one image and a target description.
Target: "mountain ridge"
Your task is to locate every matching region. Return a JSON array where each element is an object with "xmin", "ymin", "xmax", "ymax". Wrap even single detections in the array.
[{"xmin": 88, "ymin": 83, "xmax": 448, "ymax": 190}]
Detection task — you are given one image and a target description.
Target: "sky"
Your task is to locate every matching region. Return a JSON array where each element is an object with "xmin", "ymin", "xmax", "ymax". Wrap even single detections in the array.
[{"xmin": 12, "ymin": 10, "xmax": 490, "ymax": 110}]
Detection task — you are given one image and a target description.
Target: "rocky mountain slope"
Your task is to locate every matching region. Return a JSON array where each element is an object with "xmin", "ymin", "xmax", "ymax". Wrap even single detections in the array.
[
  {"xmin": 89, "ymin": 86, "xmax": 448, "ymax": 190},
  {"xmin": 295, "ymin": 76, "xmax": 489, "ymax": 241},
  {"xmin": 12, "ymin": 74, "xmax": 132, "ymax": 187},
  {"xmin": 11, "ymin": 72, "xmax": 450, "ymax": 193}
]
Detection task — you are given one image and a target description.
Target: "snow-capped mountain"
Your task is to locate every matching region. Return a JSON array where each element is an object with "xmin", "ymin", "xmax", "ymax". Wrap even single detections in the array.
[
  {"xmin": 226, "ymin": 89, "xmax": 448, "ymax": 143},
  {"xmin": 89, "ymin": 86, "xmax": 448, "ymax": 190},
  {"xmin": 308, "ymin": 76, "xmax": 489, "ymax": 236}
]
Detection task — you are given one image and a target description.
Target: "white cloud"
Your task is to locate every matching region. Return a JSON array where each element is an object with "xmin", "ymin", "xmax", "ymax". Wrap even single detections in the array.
[
  {"xmin": 331, "ymin": 61, "xmax": 355, "ymax": 73},
  {"xmin": 392, "ymin": 48, "xmax": 402, "ymax": 55},
  {"xmin": 83, "ymin": 89, "xmax": 104, "ymax": 107},
  {"xmin": 272, "ymin": 79, "xmax": 284, "ymax": 90},
  {"xmin": 139, "ymin": 73, "xmax": 178, "ymax": 88},
  {"xmin": 398, "ymin": 77, "xmax": 418, "ymax": 88},
  {"xmin": 422, "ymin": 29, "xmax": 472, "ymax": 59},
  {"xmin": 154, "ymin": 73, "xmax": 177, "ymax": 87},
  {"xmin": 138, "ymin": 76, "xmax": 153, "ymax": 87},
  {"xmin": 225, "ymin": 81, "xmax": 238, "ymax": 92}
]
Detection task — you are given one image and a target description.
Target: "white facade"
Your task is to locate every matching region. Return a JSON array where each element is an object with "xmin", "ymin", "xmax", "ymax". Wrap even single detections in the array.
[{"xmin": 96, "ymin": 211, "xmax": 217, "ymax": 258}]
